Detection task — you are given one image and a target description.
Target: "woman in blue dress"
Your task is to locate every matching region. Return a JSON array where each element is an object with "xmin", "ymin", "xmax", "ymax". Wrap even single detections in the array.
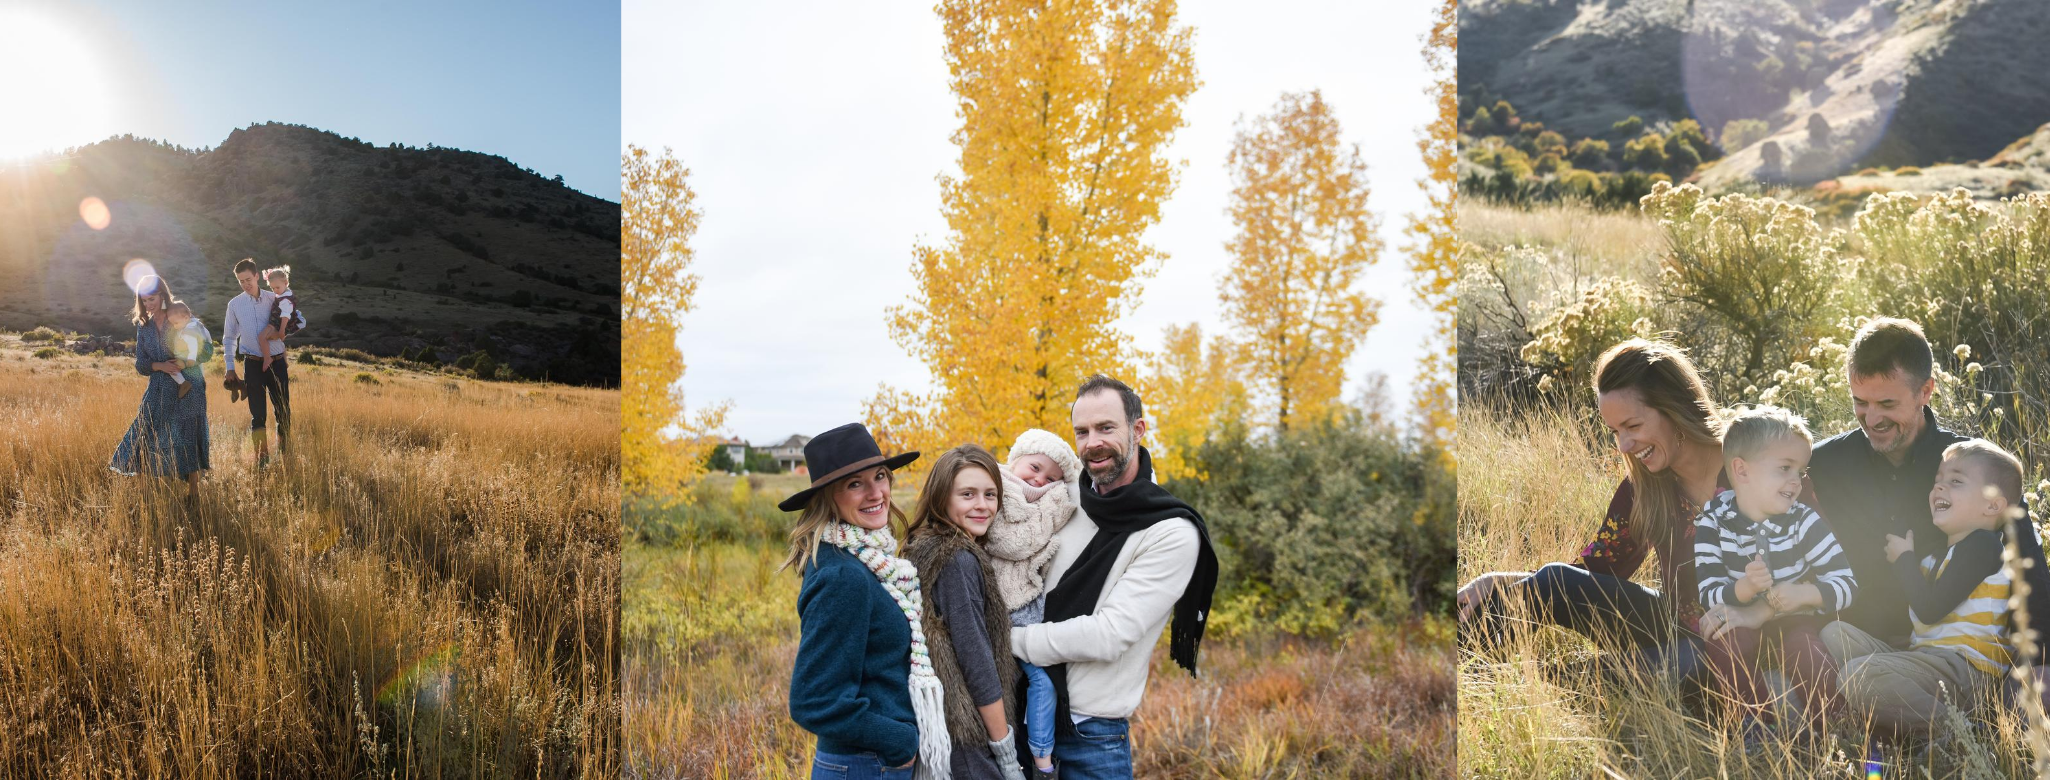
[{"xmin": 109, "ymin": 275, "xmax": 209, "ymax": 500}]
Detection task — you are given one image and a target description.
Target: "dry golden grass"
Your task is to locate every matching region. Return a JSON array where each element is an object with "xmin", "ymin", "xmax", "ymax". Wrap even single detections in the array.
[
  {"xmin": 623, "ymin": 492, "xmax": 1454, "ymax": 779},
  {"xmin": 1459, "ymin": 200, "xmax": 1664, "ymax": 284},
  {"xmin": 0, "ymin": 339, "xmax": 619, "ymax": 777},
  {"xmin": 1459, "ymin": 403, "xmax": 2040, "ymax": 778}
]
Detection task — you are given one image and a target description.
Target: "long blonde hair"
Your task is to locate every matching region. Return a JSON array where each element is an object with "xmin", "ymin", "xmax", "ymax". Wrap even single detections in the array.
[
  {"xmin": 1593, "ymin": 339, "xmax": 1720, "ymax": 539},
  {"xmin": 905, "ymin": 445, "xmax": 1004, "ymax": 543},
  {"xmin": 779, "ymin": 467, "xmax": 909, "ymax": 573}
]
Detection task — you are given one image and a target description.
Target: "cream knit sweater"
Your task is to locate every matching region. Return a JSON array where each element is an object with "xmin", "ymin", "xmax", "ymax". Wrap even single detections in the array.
[{"xmin": 1009, "ymin": 480, "xmax": 1199, "ymax": 721}]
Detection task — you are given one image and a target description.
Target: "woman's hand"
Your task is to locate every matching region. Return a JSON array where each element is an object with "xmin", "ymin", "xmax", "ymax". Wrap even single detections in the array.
[{"xmin": 1456, "ymin": 571, "xmax": 1527, "ymax": 623}]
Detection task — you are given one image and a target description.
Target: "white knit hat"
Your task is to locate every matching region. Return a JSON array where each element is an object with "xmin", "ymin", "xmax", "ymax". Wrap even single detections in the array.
[{"xmin": 1007, "ymin": 428, "xmax": 1084, "ymax": 483}]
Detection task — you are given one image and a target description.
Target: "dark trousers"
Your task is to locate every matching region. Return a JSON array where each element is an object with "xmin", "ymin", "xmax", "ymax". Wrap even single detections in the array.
[
  {"xmin": 242, "ymin": 356, "xmax": 291, "ymax": 447},
  {"xmin": 1467, "ymin": 562, "xmax": 1713, "ymax": 688},
  {"xmin": 1707, "ymin": 614, "xmax": 1840, "ymax": 724}
]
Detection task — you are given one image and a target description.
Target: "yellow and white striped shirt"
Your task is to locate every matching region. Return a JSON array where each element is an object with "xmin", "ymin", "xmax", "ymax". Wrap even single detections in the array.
[{"xmin": 1908, "ymin": 531, "xmax": 2014, "ymax": 677}]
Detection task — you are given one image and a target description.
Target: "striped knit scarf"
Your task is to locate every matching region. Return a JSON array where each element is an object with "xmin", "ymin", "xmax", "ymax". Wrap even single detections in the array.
[{"xmin": 825, "ymin": 522, "xmax": 951, "ymax": 779}]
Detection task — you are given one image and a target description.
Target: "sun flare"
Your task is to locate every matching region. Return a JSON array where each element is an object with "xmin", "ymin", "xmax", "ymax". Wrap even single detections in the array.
[{"xmin": 0, "ymin": 8, "xmax": 117, "ymax": 160}]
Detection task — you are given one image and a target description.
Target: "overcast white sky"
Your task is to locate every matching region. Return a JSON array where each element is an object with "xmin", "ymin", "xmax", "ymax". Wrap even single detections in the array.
[{"xmin": 626, "ymin": 0, "xmax": 1438, "ymax": 444}]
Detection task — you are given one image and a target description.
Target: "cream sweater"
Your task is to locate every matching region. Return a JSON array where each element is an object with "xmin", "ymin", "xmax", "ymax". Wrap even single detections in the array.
[{"xmin": 1009, "ymin": 480, "xmax": 1199, "ymax": 721}]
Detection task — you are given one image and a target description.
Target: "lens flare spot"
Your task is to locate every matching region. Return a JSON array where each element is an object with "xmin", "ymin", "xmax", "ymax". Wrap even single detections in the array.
[
  {"xmin": 79, "ymin": 196, "xmax": 110, "ymax": 230},
  {"xmin": 123, "ymin": 259, "xmax": 158, "ymax": 294}
]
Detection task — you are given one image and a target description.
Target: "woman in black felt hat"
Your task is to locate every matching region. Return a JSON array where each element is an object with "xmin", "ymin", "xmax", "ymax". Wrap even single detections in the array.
[{"xmin": 779, "ymin": 423, "xmax": 950, "ymax": 780}]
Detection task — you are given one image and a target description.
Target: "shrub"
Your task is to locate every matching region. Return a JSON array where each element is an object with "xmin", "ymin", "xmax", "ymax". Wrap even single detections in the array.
[
  {"xmin": 32, "ymin": 347, "xmax": 62, "ymax": 359},
  {"xmin": 1519, "ymin": 277, "xmax": 1657, "ymax": 390},
  {"xmin": 1720, "ymin": 118, "xmax": 1771, "ymax": 152},
  {"xmin": 353, "ymin": 372, "xmax": 380, "ymax": 385},
  {"xmin": 1622, "ymin": 133, "xmax": 1668, "ymax": 171},
  {"xmin": 1570, "ymin": 138, "xmax": 1610, "ymax": 169},
  {"xmin": 1169, "ymin": 412, "xmax": 1455, "ymax": 634},
  {"xmin": 1613, "ymin": 115, "xmax": 1644, "ymax": 138},
  {"xmin": 1895, "ymin": 166, "xmax": 1923, "ymax": 176},
  {"xmin": 21, "ymin": 327, "xmax": 60, "ymax": 343},
  {"xmin": 1641, "ymin": 182, "xmax": 1845, "ymax": 384}
]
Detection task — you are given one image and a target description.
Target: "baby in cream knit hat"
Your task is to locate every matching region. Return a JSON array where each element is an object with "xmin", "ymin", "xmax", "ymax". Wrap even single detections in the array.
[{"xmin": 984, "ymin": 428, "xmax": 1083, "ymax": 774}]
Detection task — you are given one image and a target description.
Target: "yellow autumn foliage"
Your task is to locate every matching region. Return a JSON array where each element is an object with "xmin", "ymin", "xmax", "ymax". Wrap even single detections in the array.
[
  {"xmin": 622, "ymin": 145, "xmax": 728, "ymax": 504},
  {"xmin": 1138, "ymin": 323, "xmax": 1246, "ymax": 482},
  {"xmin": 1408, "ymin": 0, "xmax": 1458, "ymax": 459},
  {"xmin": 869, "ymin": 0, "xmax": 1199, "ymax": 463},
  {"xmin": 1222, "ymin": 90, "xmax": 1381, "ymax": 433}
]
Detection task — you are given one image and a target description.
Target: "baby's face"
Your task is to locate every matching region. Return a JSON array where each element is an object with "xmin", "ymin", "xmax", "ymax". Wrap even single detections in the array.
[
  {"xmin": 1011, "ymin": 453, "xmax": 1063, "ymax": 488},
  {"xmin": 268, "ymin": 274, "xmax": 288, "ymax": 294}
]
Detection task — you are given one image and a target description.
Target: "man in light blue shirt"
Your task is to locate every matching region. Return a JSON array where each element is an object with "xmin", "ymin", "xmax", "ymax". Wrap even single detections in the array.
[{"xmin": 221, "ymin": 258, "xmax": 292, "ymax": 466}]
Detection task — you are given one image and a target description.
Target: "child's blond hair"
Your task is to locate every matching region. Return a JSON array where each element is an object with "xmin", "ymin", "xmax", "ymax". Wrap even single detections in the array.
[
  {"xmin": 265, "ymin": 265, "xmax": 292, "ymax": 283},
  {"xmin": 167, "ymin": 300, "xmax": 191, "ymax": 316},
  {"xmin": 1716, "ymin": 405, "xmax": 1813, "ymax": 471},
  {"xmin": 1943, "ymin": 438, "xmax": 2025, "ymax": 514}
]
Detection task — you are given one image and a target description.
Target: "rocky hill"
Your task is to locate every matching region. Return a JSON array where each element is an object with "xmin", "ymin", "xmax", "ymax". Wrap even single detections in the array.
[
  {"xmin": 1461, "ymin": 0, "xmax": 2050, "ymax": 187},
  {"xmin": 0, "ymin": 123, "xmax": 618, "ymax": 386}
]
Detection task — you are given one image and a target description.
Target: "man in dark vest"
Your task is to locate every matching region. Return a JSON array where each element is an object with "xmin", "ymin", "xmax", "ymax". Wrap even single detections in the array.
[{"xmin": 1801, "ymin": 317, "xmax": 2050, "ymax": 712}]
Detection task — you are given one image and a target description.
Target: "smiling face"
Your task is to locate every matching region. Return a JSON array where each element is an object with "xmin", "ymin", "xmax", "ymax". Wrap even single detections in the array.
[
  {"xmin": 829, "ymin": 466, "xmax": 894, "ymax": 531},
  {"xmin": 1010, "ymin": 453, "xmax": 1064, "ymax": 488},
  {"xmin": 236, "ymin": 269, "xmax": 262, "ymax": 298},
  {"xmin": 1848, "ymin": 368, "xmax": 1933, "ymax": 460},
  {"xmin": 1931, "ymin": 457, "xmax": 2006, "ymax": 540},
  {"xmin": 1729, "ymin": 437, "xmax": 1810, "ymax": 521},
  {"xmin": 1072, "ymin": 388, "xmax": 1146, "ymax": 487},
  {"xmin": 1599, "ymin": 388, "xmax": 1681, "ymax": 474},
  {"xmin": 946, "ymin": 466, "xmax": 1000, "ymax": 537}
]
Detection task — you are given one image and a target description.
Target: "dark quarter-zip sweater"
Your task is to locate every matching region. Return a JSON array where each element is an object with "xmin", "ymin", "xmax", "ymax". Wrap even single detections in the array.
[{"xmin": 1802, "ymin": 406, "xmax": 2050, "ymax": 664}]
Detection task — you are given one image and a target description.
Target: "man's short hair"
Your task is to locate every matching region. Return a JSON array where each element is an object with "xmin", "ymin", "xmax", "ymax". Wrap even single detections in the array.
[
  {"xmin": 1943, "ymin": 438, "xmax": 2026, "ymax": 510},
  {"xmin": 233, "ymin": 258, "xmax": 259, "ymax": 277},
  {"xmin": 1074, "ymin": 374, "xmax": 1143, "ymax": 425},
  {"xmin": 1717, "ymin": 405, "xmax": 1813, "ymax": 470},
  {"xmin": 1848, "ymin": 317, "xmax": 1934, "ymax": 387}
]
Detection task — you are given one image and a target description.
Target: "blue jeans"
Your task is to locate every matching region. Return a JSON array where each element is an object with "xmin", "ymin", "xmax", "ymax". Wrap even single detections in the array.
[
  {"xmin": 1053, "ymin": 717, "xmax": 1131, "ymax": 779},
  {"xmin": 810, "ymin": 750, "xmax": 914, "ymax": 780},
  {"xmin": 1020, "ymin": 661, "xmax": 1055, "ymax": 759}
]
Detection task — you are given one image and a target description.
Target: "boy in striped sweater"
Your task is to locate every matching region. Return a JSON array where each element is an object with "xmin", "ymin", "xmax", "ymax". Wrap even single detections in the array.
[
  {"xmin": 1695, "ymin": 406, "xmax": 1856, "ymax": 733},
  {"xmin": 1822, "ymin": 439, "xmax": 2024, "ymax": 732}
]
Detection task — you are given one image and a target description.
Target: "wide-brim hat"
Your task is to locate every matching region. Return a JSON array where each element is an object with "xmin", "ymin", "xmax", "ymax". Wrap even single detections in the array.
[{"xmin": 777, "ymin": 422, "xmax": 919, "ymax": 512}]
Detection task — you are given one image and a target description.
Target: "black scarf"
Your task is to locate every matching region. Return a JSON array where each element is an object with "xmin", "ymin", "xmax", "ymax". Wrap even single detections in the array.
[{"xmin": 1037, "ymin": 446, "xmax": 1218, "ymax": 724}]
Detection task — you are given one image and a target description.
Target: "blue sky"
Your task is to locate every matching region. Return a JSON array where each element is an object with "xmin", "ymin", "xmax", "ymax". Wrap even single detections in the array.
[
  {"xmin": 0, "ymin": 0, "xmax": 620, "ymax": 200},
  {"xmin": 628, "ymin": 0, "xmax": 1440, "ymax": 444}
]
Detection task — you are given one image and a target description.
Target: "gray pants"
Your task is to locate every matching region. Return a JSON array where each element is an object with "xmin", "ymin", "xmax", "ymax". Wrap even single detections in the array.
[{"xmin": 1822, "ymin": 620, "xmax": 1991, "ymax": 729}]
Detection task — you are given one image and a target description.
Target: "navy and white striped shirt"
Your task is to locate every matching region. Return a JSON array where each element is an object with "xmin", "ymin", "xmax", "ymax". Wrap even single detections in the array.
[{"xmin": 1693, "ymin": 489, "xmax": 1857, "ymax": 614}]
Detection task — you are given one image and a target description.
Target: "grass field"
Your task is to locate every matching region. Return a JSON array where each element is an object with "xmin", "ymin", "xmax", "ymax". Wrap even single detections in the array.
[
  {"xmin": 624, "ymin": 473, "xmax": 1455, "ymax": 779},
  {"xmin": 0, "ymin": 335, "xmax": 619, "ymax": 777},
  {"xmin": 1458, "ymin": 403, "xmax": 2042, "ymax": 778}
]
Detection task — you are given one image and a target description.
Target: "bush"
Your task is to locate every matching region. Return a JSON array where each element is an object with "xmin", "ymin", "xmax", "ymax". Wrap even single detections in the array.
[
  {"xmin": 1622, "ymin": 133, "xmax": 1668, "ymax": 172},
  {"xmin": 1720, "ymin": 119, "xmax": 1771, "ymax": 152},
  {"xmin": 32, "ymin": 347, "xmax": 62, "ymax": 359},
  {"xmin": 1895, "ymin": 166, "xmax": 1923, "ymax": 176},
  {"xmin": 1168, "ymin": 413, "xmax": 1456, "ymax": 635},
  {"xmin": 21, "ymin": 327, "xmax": 60, "ymax": 343},
  {"xmin": 1641, "ymin": 182, "xmax": 1845, "ymax": 384},
  {"xmin": 1569, "ymin": 138, "xmax": 1610, "ymax": 169},
  {"xmin": 1612, "ymin": 115, "xmax": 1644, "ymax": 138},
  {"xmin": 626, "ymin": 476, "xmax": 786, "ymax": 547},
  {"xmin": 1519, "ymin": 277, "xmax": 1657, "ymax": 391},
  {"xmin": 354, "ymin": 372, "xmax": 380, "ymax": 385}
]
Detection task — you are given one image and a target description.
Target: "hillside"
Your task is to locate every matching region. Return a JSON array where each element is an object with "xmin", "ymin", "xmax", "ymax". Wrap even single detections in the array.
[
  {"xmin": 0, "ymin": 123, "xmax": 618, "ymax": 386},
  {"xmin": 1461, "ymin": 0, "xmax": 2050, "ymax": 186}
]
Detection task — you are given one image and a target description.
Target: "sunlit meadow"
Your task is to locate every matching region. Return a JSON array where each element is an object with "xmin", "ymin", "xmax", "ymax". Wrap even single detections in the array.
[{"xmin": 0, "ymin": 336, "xmax": 619, "ymax": 777}]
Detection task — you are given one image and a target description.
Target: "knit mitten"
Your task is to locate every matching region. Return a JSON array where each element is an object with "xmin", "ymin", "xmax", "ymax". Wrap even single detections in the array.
[{"xmin": 989, "ymin": 736, "xmax": 1026, "ymax": 780}]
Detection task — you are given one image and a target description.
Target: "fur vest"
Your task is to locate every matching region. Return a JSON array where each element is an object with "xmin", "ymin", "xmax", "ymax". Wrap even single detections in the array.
[{"xmin": 904, "ymin": 525, "xmax": 1018, "ymax": 746}]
